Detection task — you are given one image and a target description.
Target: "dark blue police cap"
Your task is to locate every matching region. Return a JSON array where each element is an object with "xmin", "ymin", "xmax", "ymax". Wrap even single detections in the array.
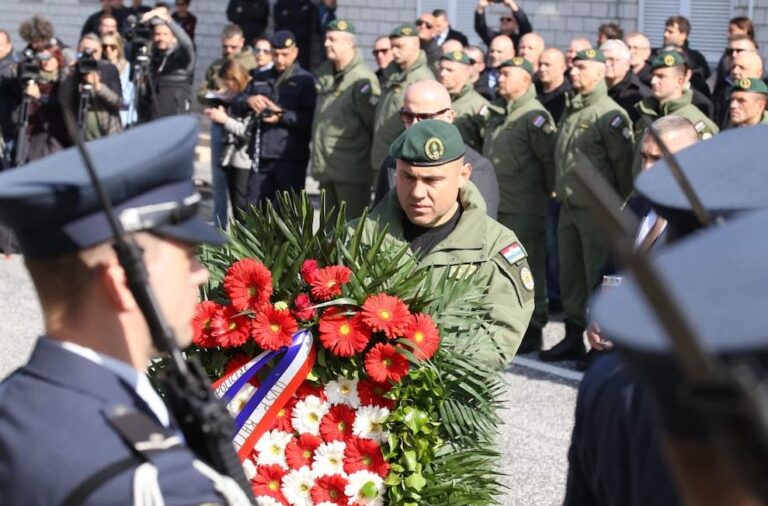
[
  {"xmin": 636, "ymin": 125, "xmax": 768, "ymax": 228},
  {"xmin": 591, "ymin": 209, "xmax": 768, "ymax": 438},
  {"xmin": 0, "ymin": 116, "xmax": 224, "ymax": 259},
  {"xmin": 269, "ymin": 30, "xmax": 297, "ymax": 50}
]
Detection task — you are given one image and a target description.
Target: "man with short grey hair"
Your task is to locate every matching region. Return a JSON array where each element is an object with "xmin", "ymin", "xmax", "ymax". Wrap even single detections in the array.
[
  {"xmin": 601, "ymin": 38, "xmax": 649, "ymax": 123},
  {"xmin": 624, "ymin": 32, "xmax": 652, "ymax": 85}
]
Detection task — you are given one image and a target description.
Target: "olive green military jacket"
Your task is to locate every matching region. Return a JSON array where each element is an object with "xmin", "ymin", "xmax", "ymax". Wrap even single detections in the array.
[
  {"xmin": 723, "ymin": 110, "xmax": 768, "ymax": 130},
  {"xmin": 452, "ymin": 84, "xmax": 489, "ymax": 150},
  {"xmin": 481, "ymin": 86, "xmax": 556, "ymax": 216},
  {"xmin": 555, "ymin": 81, "xmax": 635, "ymax": 208},
  {"xmin": 196, "ymin": 49, "xmax": 257, "ymax": 103},
  {"xmin": 358, "ymin": 182, "xmax": 535, "ymax": 366},
  {"xmin": 370, "ymin": 51, "xmax": 435, "ymax": 171},
  {"xmin": 311, "ymin": 50, "xmax": 381, "ymax": 184},
  {"xmin": 635, "ymin": 90, "xmax": 719, "ymax": 139}
]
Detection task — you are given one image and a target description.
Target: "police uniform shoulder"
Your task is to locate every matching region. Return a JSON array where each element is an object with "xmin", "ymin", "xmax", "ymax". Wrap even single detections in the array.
[
  {"xmin": 487, "ymin": 227, "xmax": 536, "ymax": 296},
  {"xmin": 527, "ymin": 109, "xmax": 556, "ymax": 134}
]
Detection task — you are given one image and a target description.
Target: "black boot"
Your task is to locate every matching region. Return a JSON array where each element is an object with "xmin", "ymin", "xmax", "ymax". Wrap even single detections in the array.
[
  {"xmin": 517, "ymin": 327, "xmax": 543, "ymax": 354},
  {"xmin": 539, "ymin": 323, "xmax": 586, "ymax": 362}
]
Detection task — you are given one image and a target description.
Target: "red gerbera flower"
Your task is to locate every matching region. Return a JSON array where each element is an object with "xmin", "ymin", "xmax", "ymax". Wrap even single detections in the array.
[
  {"xmin": 292, "ymin": 292, "xmax": 316, "ymax": 321},
  {"xmin": 319, "ymin": 404, "xmax": 356, "ymax": 442},
  {"xmin": 357, "ymin": 379, "xmax": 396, "ymax": 409},
  {"xmin": 295, "ymin": 381, "xmax": 326, "ymax": 401},
  {"xmin": 310, "ymin": 474, "xmax": 349, "ymax": 505},
  {"xmin": 364, "ymin": 343, "xmax": 409, "ymax": 383},
  {"xmin": 403, "ymin": 313, "xmax": 441, "ymax": 360},
  {"xmin": 251, "ymin": 306, "xmax": 298, "ymax": 351},
  {"xmin": 344, "ymin": 437, "xmax": 390, "ymax": 478},
  {"xmin": 250, "ymin": 464, "xmax": 287, "ymax": 502},
  {"xmin": 269, "ymin": 398, "xmax": 296, "ymax": 433},
  {"xmin": 310, "ymin": 265, "xmax": 352, "ymax": 301},
  {"xmin": 318, "ymin": 313, "xmax": 371, "ymax": 357},
  {"xmin": 192, "ymin": 301, "xmax": 222, "ymax": 348},
  {"xmin": 209, "ymin": 305, "xmax": 251, "ymax": 348},
  {"xmin": 285, "ymin": 433, "xmax": 323, "ymax": 470},
  {"xmin": 224, "ymin": 258, "xmax": 273, "ymax": 312},
  {"xmin": 301, "ymin": 259, "xmax": 319, "ymax": 284},
  {"xmin": 361, "ymin": 294, "xmax": 411, "ymax": 338}
]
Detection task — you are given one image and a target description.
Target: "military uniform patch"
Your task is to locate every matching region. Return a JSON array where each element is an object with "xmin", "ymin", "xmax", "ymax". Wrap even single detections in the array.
[
  {"xmin": 622, "ymin": 127, "xmax": 632, "ymax": 139},
  {"xmin": 533, "ymin": 115, "xmax": 546, "ymax": 128},
  {"xmin": 500, "ymin": 242, "xmax": 527, "ymax": 264},
  {"xmin": 359, "ymin": 83, "xmax": 371, "ymax": 95},
  {"xmin": 520, "ymin": 266, "xmax": 535, "ymax": 291},
  {"xmin": 610, "ymin": 115, "xmax": 624, "ymax": 128}
]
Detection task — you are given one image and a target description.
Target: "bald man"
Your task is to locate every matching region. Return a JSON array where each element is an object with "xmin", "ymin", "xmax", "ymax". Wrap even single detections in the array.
[
  {"xmin": 373, "ymin": 79, "xmax": 500, "ymax": 219},
  {"xmin": 536, "ymin": 48, "xmax": 571, "ymax": 122},
  {"xmin": 566, "ymin": 38, "xmax": 592, "ymax": 69},
  {"xmin": 517, "ymin": 32, "xmax": 545, "ymax": 72},
  {"xmin": 486, "ymin": 35, "xmax": 515, "ymax": 100},
  {"xmin": 441, "ymin": 39, "xmax": 463, "ymax": 55}
]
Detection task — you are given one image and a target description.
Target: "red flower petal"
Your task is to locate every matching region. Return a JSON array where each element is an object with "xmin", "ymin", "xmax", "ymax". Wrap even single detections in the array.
[
  {"xmin": 269, "ymin": 398, "xmax": 296, "ymax": 433},
  {"xmin": 192, "ymin": 301, "xmax": 222, "ymax": 348},
  {"xmin": 209, "ymin": 305, "xmax": 251, "ymax": 348},
  {"xmin": 295, "ymin": 381, "xmax": 326, "ymax": 401},
  {"xmin": 285, "ymin": 433, "xmax": 322, "ymax": 470},
  {"xmin": 364, "ymin": 343, "xmax": 409, "ymax": 383},
  {"xmin": 319, "ymin": 404, "xmax": 356, "ymax": 442},
  {"xmin": 310, "ymin": 265, "xmax": 352, "ymax": 301},
  {"xmin": 404, "ymin": 313, "xmax": 441, "ymax": 360},
  {"xmin": 300, "ymin": 259, "xmax": 319, "ymax": 284},
  {"xmin": 224, "ymin": 258, "xmax": 273, "ymax": 312},
  {"xmin": 357, "ymin": 379, "xmax": 396, "ymax": 409},
  {"xmin": 361, "ymin": 293, "xmax": 411, "ymax": 339},
  {"xmin": 343, "ymin": 437, "xmax": 390, "ymax": 478},
  {"xmin": 292, "ymin": 292, "xmax": 316, "ymax": 321},
  {"xmin": 250, "ymin": 464, "xmax": 287, "ymax": 503},
  {"xmin": 251, "ymin": 306, "xmax": 298, "ymax": 351},
  {"xmin": 318, "ymin": 313, "xmax": 371, "ymax": 357},
  {"xmin": 310, "ymin": 474, "xmax": 349, "ymax": 505}
]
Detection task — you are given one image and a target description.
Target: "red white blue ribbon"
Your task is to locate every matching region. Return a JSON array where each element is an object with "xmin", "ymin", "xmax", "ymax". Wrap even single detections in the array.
[{"xmin": 212, "ymin": 330, "xmax": 316, "ymax": 460}]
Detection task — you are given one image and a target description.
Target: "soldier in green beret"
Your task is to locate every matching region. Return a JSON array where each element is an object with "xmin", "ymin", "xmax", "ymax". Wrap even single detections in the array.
[
  {"xmin": 542, "ymin": 48, "xmax": 635, "ymax": 363},
  {"xmin": 359, "ymin": 119, "xmax": 534, "ymax": 366},
  {"xmin": 311, "ymin": 20, "xmax": 381, "ymax": 219},
  {"xmin": 480, "ymin": 56, "xmax": 556, "ymax": 353},
  {"xmin": 438, "ymin": 50, "xmax": 489, "ymax": 150},
  {"xmin": 370, "ymin": 23, "xmax": 436, "ymax": 186},
  {"xmin": 635, "ymin": 51, "xmax": 719, "ymax": 139},
  {"xmin": 725, "ymin": 77, "xmax": 768, "ymax": 129}
]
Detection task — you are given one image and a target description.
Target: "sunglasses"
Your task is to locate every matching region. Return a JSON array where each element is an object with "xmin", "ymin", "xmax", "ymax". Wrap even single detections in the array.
[
  {"xmin": 500, "ymin": 17, "xmax": 514, "ymax": 22},
  {"xmin": 726, "ymin": 48, "xmax": 748, "ymax": 55},
  {"xmin": 372, "ymin": 48, "xmax": 391, "ymax": 55},
  {"xmin": 399, "ymin": 107, "xmax": 450, "ymax": 122},
  {"xmin": 102, "ymin": 44, "xmax": 118, "ymax": 50},
  {"xmin": 416, "ymin": 19, "xmax": 433, "ymax": 29},
  {"xmin": 253, "ymin": 48, "xmax": 271, "ymax": 54}
]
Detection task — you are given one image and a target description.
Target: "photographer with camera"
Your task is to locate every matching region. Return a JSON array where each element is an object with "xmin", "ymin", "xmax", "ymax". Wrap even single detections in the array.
[
  {"xmin": 0, "ymin": 30, "xmax": 20, "ymax": 170},
  {"xmin": 60, "ymin": 34, "xmax": 123, "ymax": 141},
  {"xmin": 137, "ymin": 7, "xmax": 195, "ymax": 121},
  {"xmin": 474, "ymin": 0, "xmax": 532, "ymax": 49}
]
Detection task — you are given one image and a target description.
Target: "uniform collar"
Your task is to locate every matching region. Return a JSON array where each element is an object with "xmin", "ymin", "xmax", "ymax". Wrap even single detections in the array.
[
  {"xmin": 505, "ymin": 85, "xmax": 536, "ymax": 113},
  {"xmin": 389, "ymin": 50, "xmax": 428, "ymax": 83},
  {"xmin": 568, "ymin": 80, "xmax": 608, "ymax": 110},
  {"xmin": 638, "ymin": 90, "xmax": 693, "ymax": 117},
  {"xmin": 450, "ymin": 83, "xmax": 475, "ymax": 102}
]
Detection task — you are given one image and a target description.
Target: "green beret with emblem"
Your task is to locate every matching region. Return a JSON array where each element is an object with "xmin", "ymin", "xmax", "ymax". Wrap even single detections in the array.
[
  {"xmin": 440, "ymin": 50, "xmax": 471, "ymax": 65},
  {"xmin": 389, "ymin": 119, "xmax": 466, "ymax": 167},
  {"xmin": 650, "ymin": 50, "xmax": 687, "ymax": 70},
  {"xmin": 732, "ymin": 76, "xmax": 768, "ymax": 95},
  {"xmin": 499, "ymin": 57, "xmax": 534, "ymax": 76},
  {"xmin": 573, "ymin": 48, "xmax": 605, "ymax": 63},
  {"xmin": 326, "ymin": 19, "xmax": 356, "ymax": 34},
  {"xmin": 390, "ymin": 23, "xmax": 418, "ymax": 38}
]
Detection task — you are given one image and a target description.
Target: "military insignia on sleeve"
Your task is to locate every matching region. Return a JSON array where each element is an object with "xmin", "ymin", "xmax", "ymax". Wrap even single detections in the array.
[
  {"xmin": 500, "ymin": 242, "xmax": 527, "ymax": 264},
  {"xmin": 533, "ymin": 115, "xmax": 546, "ymax": 128},
  {"xmin": 424, "ymin": 137, "xmax": 445, "ymax": 160},
  {"xmin": 285, "ymin": 38, "xmax": 294, "ymax": 47},
  {"xmin": 610, "ymin": 115, "xmax": 623, "ymax": 128},
  {"xmin": 520, "ymin": 266, "xmax": 535, "ymax": 291},
  {"xmin": 359, "ymin": 83, "xmax": 371, "ymax": 95},
  {"xmin": 663, "ymin": 54, "xmax": 675, "ymax": 66},
  {"xmin": 622, "ymin": 127, "xmax": 632, "ymax": 139}
]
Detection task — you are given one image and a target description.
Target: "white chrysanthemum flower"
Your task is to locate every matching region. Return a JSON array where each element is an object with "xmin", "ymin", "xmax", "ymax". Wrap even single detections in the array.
[
  {"xmin": 311, "ymin": 440, "xmax": 346, "ymax": 477},
  {"xmin": 324, "ymin": 378, "xmax": 360, "ymax": 408},
  {"xmin": 281, "ymin": 466, "xmax": 314, "ymax": 506},
  {"xmin": 352, "ymin": 406, "xmax": 390, "ymax": 444},
  {"xmin": 345, "ymin": 470, "xmax": 385, "ymax": 505},
  {"xmin": 242, "ymin": 457, "xmax": 257, "ymax": 480},
  {"xmin": 227, "ymin": 383, "xmax": 256, "ymax": 417},
  {"xmin": 254, "ymin": 430, "xmax": 292, "ymax": 468},
  {"xmin": 255, "ymin": 496, "xmax": 282, "ymax": 506},
  {"xmin": 292, "ymin": 395, "xmax": 331, "ymax": 436}
]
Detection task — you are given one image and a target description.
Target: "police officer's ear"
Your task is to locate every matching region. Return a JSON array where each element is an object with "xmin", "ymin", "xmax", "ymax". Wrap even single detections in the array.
[
  {"xmin": 458, "ymin": 160, "xmax": 472, "ymax": 186},
  {"xmin": 444, "ymin": 109, "xmax": 456, "ymax": 123},
  {"xmin": 682, "ymin": 67, "xmax": 692, "ymax": 86}
]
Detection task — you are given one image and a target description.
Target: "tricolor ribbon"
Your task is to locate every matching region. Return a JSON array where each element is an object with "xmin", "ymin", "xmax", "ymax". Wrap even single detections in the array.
[{"xmin": 212, "ymin": 330, "xmax": 316, "ymax": 460}]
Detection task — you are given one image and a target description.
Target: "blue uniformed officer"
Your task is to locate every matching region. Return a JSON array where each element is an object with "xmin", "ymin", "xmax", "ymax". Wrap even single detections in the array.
[
  {"xmin": 565, "ymin": 125, "xmax": 768, "ymax": 505},
  {"xmin": 235, "ymin": 29, "xmax": 317, "ymax": 208},
  {"xmin": 0, "ymin": 117, "xmax": 250, "ymax": 505}
]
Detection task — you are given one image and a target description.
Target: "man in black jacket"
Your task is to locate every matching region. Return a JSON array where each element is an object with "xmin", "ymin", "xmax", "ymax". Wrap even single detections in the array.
[
  {"xmin": 235, "ymin": 30, "xmax": 317, "ymax": 207},
  {"xmin": 226, "ymin": 0, "xmax": 269, "ymax": 44},
  {"xmin": 662, "ymin": 16, "xmax": 710, "ymax": 81},
  {"xmin": 474, "ymin": 0, "xmax": 532, "ymax": 49},
  {"xmin": 139, "ymin": 7, "xmax": 195, "ymax": 121},
  {"xmin": 274, "ymin": 0, "xmax": 314, "ymax": 70},
  {"xmin": 82, "ymin": 0, "xmax": 126, "ymax": 37},
  {"xmin": 432, "ymin": 9, "xmax": 469, "ymax": 47},
  {"xmin": 602, "ymin": 39, "xmax": 649, "ymax": 123},
  {"xmin": 536, "ymin": 47, "xmax": 570, "ymax": 123}
]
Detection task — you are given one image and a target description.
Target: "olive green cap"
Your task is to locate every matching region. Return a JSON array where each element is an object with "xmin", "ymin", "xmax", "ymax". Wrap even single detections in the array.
[
  {"xmin": 573, "ymin": 48, "xmax": 605, "ymax": 63},
  {"xmin": 440, "ymin": 50, "xmax": 472, "ymax": 65},
  {"xmin": 326, "ymin": 19, "xmax": 356, "ymax": 34},
  {"xmin": 499, "ymin": 57, "xmax": 534, "ymax": 76},
  {"xmin": 390, "ymin": 23, "xmax": 418, "ymax": 38},
  {"xmin": 389, "ymin": 119, "xmax": 466, "ymax": 167},
  {"xmin": 650, "ymin": 50, "xmax": 687, "ymax": 70},
  {"xmin": 732, "ymin": 76, "xmax": 768, "ymax": 95}
]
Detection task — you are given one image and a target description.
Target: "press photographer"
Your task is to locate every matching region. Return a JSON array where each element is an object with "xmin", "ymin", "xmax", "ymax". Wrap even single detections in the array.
[
  {"xmin": 0, "ymin": 30, "xmax": 20, "ymax": 170},
  {"xmin": 60, "ymin": 33, "xmax": 123, "ymax": 141},
  {"xmin": 137, "ymin": 7, "xmax": 195, "ymax": 121}
]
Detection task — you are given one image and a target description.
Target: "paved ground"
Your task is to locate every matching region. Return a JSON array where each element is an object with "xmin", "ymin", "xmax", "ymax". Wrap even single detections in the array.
[{"xmin": 0, "ymin": 120, "xmax": 581, "ymax": 505}]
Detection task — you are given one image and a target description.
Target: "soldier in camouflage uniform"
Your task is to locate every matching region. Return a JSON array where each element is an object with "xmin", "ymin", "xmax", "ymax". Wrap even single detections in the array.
[
  {"xmin": 480, "ymin": 57, "xmax": 556, "ymax": 353},
  {"xmin": 541, "ymin": 49, "xmax": 635, "ymax": 363},
  {"xmin": 310, "ymin": 20, "xmax": 380, "ymax": 219},
  {"xmin": 438, "ymin": 50, "xmax": 489, "ymax": 150}
]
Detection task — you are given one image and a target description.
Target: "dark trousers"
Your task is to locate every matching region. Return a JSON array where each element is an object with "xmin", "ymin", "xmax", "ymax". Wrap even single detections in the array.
[
  {"xmin": 546, "ymin": 197, "xmax": 561, "ymax": 302},
  {"xmin": 246, "ymin": 159, "xmax": 308, "ymax": 208},
  {"xmin": 226, "ymin": 167, "xmax": 251, "ymax": 221}
]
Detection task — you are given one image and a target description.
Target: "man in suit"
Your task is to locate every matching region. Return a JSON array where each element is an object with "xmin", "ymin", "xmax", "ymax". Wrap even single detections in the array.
[
  {"xmin": 432, "ymin": 9, "xmax": 469, "ymax": 47},
  {"xmin": 0, "ymin": 117, "xmax": 250, "ymax": 505}
]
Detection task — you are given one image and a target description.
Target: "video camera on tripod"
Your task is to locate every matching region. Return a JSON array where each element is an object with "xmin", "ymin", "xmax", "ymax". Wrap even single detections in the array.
[{"xmin": 19, "ymin": 49, "xmax": 41, "ymax": 84}]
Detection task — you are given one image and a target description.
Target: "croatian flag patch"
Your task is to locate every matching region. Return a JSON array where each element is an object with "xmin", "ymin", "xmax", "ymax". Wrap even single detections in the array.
[{"xmin": 501, "ymin": 242, "xmax": 526, "ymax": 264}]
